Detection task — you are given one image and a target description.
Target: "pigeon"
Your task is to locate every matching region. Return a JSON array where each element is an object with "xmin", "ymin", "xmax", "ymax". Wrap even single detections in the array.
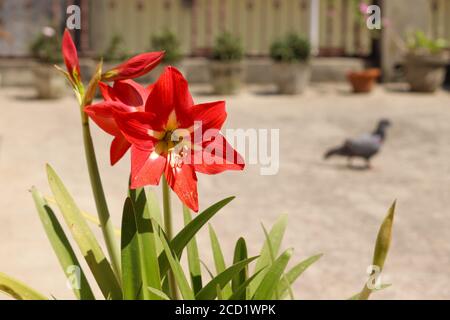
[{"xmin": 324, "ymin": 119, "xmax": 391, "ymax": 168}]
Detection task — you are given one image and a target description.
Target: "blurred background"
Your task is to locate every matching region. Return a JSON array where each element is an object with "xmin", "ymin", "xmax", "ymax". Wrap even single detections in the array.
[{"xmin": 0, "ymin": 0, "xmax": 450, "ymax": 299}]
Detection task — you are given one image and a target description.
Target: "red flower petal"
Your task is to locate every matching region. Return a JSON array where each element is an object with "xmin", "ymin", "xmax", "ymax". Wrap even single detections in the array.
[
  {"xmin": 99, "ymin": 82, "xmax": 114, "ymax": 101},
  {"xmin": 165, "ymin": 163, "xmax": 199, "ymax": 212},
  {"xmin": 113, "ymin": 111, "xmax": 159, "ymax": 150},
  {"xmin": 99, "ymin": 80, "xmax": 148, "ymax": 108},
  {"xmin": 110, "ymin": 136, "xmax": 131, "ymax": 166},
  {"xmin": 62, "ymin": 29, "xmax": 81, "ymax": 84},
  {"xmin": 130, "ymin": 146, "xmax": 166, "ymax": 189},
  {"xmin": 145, "ymin": 66, "xmax": 194, "ymax": 131},
  {"xmin": 192, "ymin": 101, "xmax": 227, "ymax": 132},
  {"xmin": 193, "ymin": 133, "xmax": 245, "ymax": 174},
  {"xmin": 85, "ymin": 101, "xmax": 136, "ymax": 137},
  {"xmin": 102, "ymin": 51, "xmax": 164, "ymax": 81},
  {"xmin": 112, "ymin": 80, "xmax": 148, "ymax": 107}
]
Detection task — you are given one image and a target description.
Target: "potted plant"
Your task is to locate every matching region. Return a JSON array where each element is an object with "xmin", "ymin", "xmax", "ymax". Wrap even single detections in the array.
[
  {"xmin": 347, "ymin": 68, "xmax": 381, "ymax": 93},
  {"xmin": 209, "ymin": 32, "xmax": 244, "ymax": 94},
  {"xmin": 405, "ymin": 31, "xmax": 449, "ymax": 93},
  {"xmin": 30, "ymin": 27, "xmax": 66, "ymax": 99},
  {"xmin": 270, "ymin": 33, "xmax": 311, "ymax": 94},
  {"xmin": 149, "ymin": 30, "xmax": 184, "ymax": 80}
]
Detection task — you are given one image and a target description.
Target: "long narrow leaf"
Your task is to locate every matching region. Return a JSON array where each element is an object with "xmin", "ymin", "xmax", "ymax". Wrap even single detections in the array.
[
  {"xmin": 156, "ymin": 223, "xmax": 195, "ymax": 300},
  {"xmin": 196, "ymin": 256, "xmax": 258, "ymax": 300},
  {"xmin": 32, "ymin": 187, "xmax": 95, "ymax": 300},
  {"xmin": 46, "ymin": 165, "xmax": 122, "ymax": 300},
  {"xmin": 228, "ymin": 269, "xmax": 264, "ymax": 300},
  {"xmin": 121, "ymin": 198, "xmax": 143, "ymax": 300},
  {"xmin": 183, "ymin": 205, "xmax": 203, "ymax": 294},
  {"xmin": 45, "ymin": 195, "xmax": 121, "ymax": 236},
  {"xmin": 359, "ymin": 202, "xmax": 396, "ymax": 300},
  {"xmin": 250, "ymin": 215, "xmax": 288, "ymax": 295},
  {"xmin": 277, "ymin": 253, "xmax": 323, "ymax": 299},
  {"xmin": 208, "ymin": 224, "xmax": 232, "ymax": 298},
  {"xmin": 148, "ymin": 287, "xmax": 171, "ymax": 300},
  {"xmin": 232, "ymin": 237, "xmax": 248, "ymax": 299},
  {"xmin": 253, "ymin": 249, "xmax": 293, "ymax": 300},
  {"xmin": 0, "ymin": 272, "xmax": 47, "ymax": 300},
  {"xmin": 129, "ymin": 188, "xmax": 161, "ymax": 299},
  {"xmin": 158, "ymin": 197, "xmax": 235, "ymax": 278},
  {"xmin": 146, "ymin": 189, "xmax": 163, "ymax": 255}
]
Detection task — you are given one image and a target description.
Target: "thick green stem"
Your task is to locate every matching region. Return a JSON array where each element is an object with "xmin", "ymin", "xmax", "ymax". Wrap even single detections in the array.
[
  {"xmin": 82, "ymin": 117, "xmax": 121, "ymax": 282},
  {"xmin": 359, "ymin": 284, "xmax": 372, "ymax": 300},
  {"xmin": 162, "ymin": 176, "xmax": 178, "ymax": 300}
]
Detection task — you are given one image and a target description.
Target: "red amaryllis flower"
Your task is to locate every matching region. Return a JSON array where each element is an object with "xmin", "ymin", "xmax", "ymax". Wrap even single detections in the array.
[
  {"xmin": 113, "ymin": 67, "xmax": 245, "ymax": 212},
  {"xmin": 84, "ymin": 80, "xmax": 153, "ymax": 165},
  {"xmin": 62, "ymin": 29, "xmax": 81, "ymax": 86},
  {"xmin": 102, "ymin": 52, "xmax": 165, "ymax": 82}
]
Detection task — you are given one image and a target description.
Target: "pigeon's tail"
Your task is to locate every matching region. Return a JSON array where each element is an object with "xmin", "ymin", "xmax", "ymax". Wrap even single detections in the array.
[{"xmin": 323, "ymin": 145, "xmax": 349, "ymax": 160}]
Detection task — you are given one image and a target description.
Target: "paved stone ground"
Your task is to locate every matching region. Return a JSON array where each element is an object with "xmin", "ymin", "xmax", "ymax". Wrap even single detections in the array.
[{"xmin": 0, "ymin": 84, "xmax": 449, "ymax": 299}]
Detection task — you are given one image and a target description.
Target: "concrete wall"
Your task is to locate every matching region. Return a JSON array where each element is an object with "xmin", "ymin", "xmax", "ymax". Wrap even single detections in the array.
[{"xmin": 0, "ymin": 57, "xmax": 365, "ymax": 87}]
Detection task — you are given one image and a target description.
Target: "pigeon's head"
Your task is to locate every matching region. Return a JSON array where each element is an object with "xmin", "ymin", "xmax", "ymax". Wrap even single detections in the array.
[
  {"xmin": 378, "ymin": 119, "xmax": 391, "ymax": 130},
  {"xmin": 374, "ymin": 119, "xmax": 391, "ymax": 141}
]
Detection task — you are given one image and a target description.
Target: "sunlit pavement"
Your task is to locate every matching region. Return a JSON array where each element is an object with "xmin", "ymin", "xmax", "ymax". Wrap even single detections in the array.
[{"xmin": 1, "ymin": 84, "xmax": 449, "ymax": 299}]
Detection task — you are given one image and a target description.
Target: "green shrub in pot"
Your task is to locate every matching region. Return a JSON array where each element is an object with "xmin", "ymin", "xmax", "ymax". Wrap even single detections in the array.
[
  {"xmin": 405, "ymin": 31, "xmax": 449, "ymax": 92},
  {"xmin": 148, "ymin": 30, "xmax": 184, "ymax": 82},
  {"xmin": 209, "ymin": 32, "xmax": 244, "ymax": 95},
  {"xmin": 270, "ymin": 33, "xmax": 311, "ymax": 94},
  {"xmin": 151, "ymin": 30, "xmax": 183, "ymax": 65},
  {"xmin": 30, "ymin": 27, "xmax": 66, "ymax": 99}
]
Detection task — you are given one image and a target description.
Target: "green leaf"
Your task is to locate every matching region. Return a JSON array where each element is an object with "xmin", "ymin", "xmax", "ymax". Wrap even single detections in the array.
[
  {"xmin": 277, "ymin": 253, "xmax": 323, "ymax": 299},
  {"xmin": 147, "ymin": 287, "xmax": 171, "ymax": 300},
  {"xmin": 183, "ymin": 205, "xmax": 203, "ymax": 294},
  {"xmin": 216, "ymin": 285, "xmax": 223, "ymax": 300},
  {"xmin": 196, "ymin": 256, "xmax": 258, "ymax": 300},
  {"xmin": 31, "ymin": 187, "xmax": 95, "ymax": 300},
  {"xmin": 372, "ymin": 201, "xmax": 396, "ymax": 271},
  {"xmin": 232, "ymin": 237, "xmax": 248, "ymax": 300},
  {"xmin": 0, "ymin": 272, "xmax": 47, "ymax": 300},
  {"xmin": 156, "ymin": 222, "xmax": 195, "ymax": 300},
  {"xmin": 129, "ymin": 188, "xmax": 162, "ymax": 299},
  {"xmin": 146, "ymin": 189, "xmax": 163, "ymax": 255},
  {"xmin": 46, "ymin": 164, "xmax": 122, "ymax": 300},
  {"xmin": 228, "ymin": 269, "xmax": 264, "ymax": 300},
  {"xmin": 253, "ymin": 249, "xmax": 293, "ymax": 300},
  {"xmin": 208, "ymin": 224, "xmax": 232, "ymax": 298},
  {"xmin": 200, "ymin": 260, "xmax": 215, "ymax": 280},
  {"xmin": 250, "ymin": 214, "xmax": 288, "ymax": 295},
  {"xmin": 121, "ymin": 198, "xmax": 143, "ymax": 300},
  {"xmin": 359, "ymin": 202, "xmax": 396, "ymax": 300},
  {"xmin": 158, "ymin": 197, "xmax": 235, "ymax": 278}
]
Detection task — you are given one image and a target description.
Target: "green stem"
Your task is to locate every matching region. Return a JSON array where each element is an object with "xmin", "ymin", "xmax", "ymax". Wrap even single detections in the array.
[
  {"xmin": 359, "ymin": 283, "xmax": 372, "ymax": 300},
  {"xmin": 82, "ymin": 116, "xmax": 121, "ymax": 282},
  {"xmin": 162, "ymin": 176, "xmax": 178, "ymax": 300}
]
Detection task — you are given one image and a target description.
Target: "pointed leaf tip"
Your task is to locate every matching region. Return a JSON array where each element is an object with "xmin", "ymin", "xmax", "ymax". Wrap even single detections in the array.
[{"xmin": 373, "ymin": 201, "xmax": 396, "ymax": 271}]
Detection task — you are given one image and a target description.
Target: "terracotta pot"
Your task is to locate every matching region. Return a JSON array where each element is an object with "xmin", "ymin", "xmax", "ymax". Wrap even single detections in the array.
[{"xmin": 347, "ymin": 68, "xmax": 380, "ymax": 93}]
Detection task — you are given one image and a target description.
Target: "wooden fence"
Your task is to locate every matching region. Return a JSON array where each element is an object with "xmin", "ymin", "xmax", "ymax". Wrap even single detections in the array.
[
  {"xmin": 88, "ymin": 0, "xmax": 374, "ymax": 57},
  {"xmin": 429, "ymin": 0, "xmax": 450, "ymax": 42},
  {"xmin": 0, "ymin": 0, "xmax": 449, "ymax": 57}
]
